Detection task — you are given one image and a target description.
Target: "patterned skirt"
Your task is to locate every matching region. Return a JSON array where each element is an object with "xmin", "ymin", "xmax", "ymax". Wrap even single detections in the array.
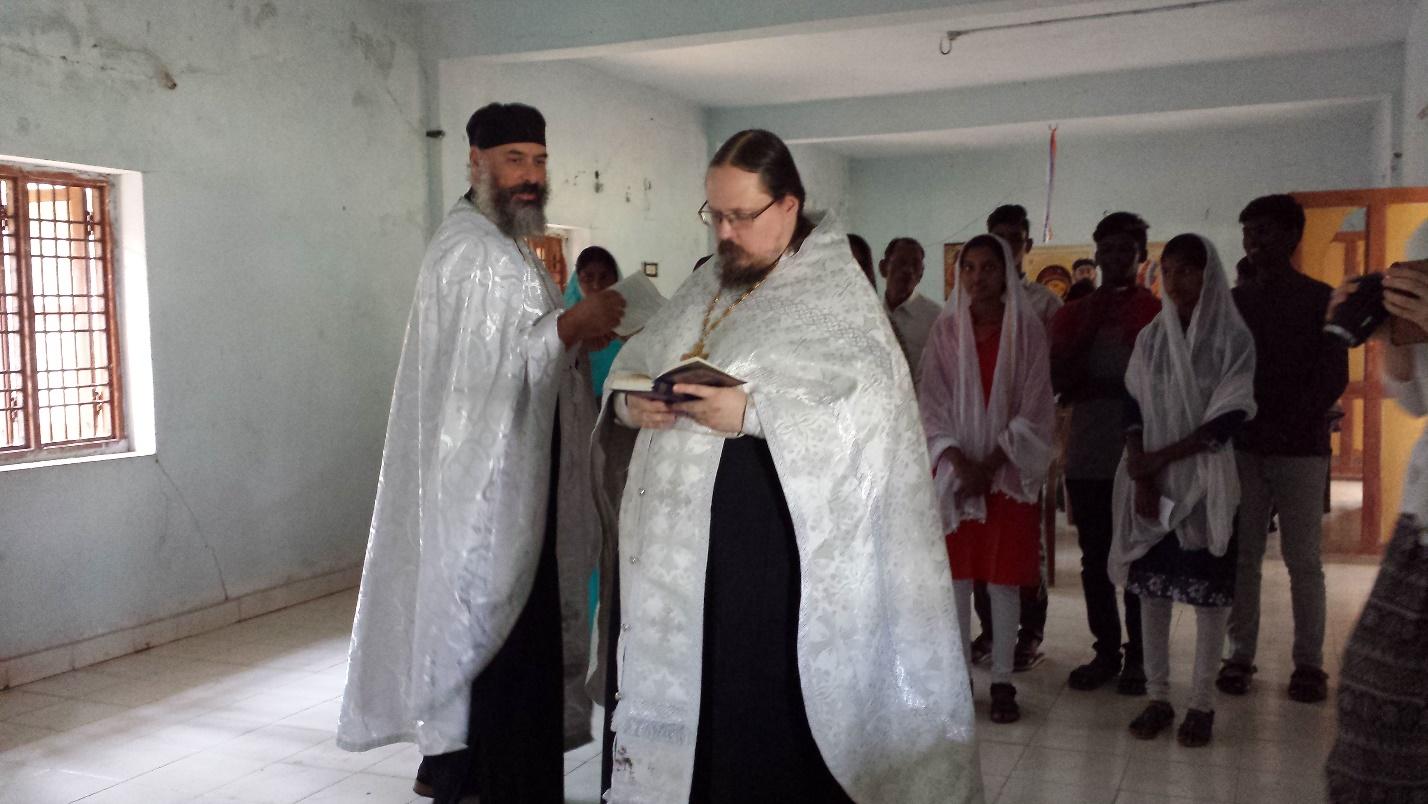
[
  {"xmin": 1125, "ymin": 531, "xmax": 1238, "ymax": 608},
  {"xmin": 1327, "ymin": 514, "xmax": 1428, "ymax": 803}
]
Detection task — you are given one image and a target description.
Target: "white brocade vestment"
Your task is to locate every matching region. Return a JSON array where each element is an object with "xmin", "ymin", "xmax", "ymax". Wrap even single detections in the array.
[
  {"xmin": 337, "ymin": 198, "xmax": 599, "ymax": 755},
  {"xmin": 593, "ymin": 223, "xmax": 983, "ymax": 804}
]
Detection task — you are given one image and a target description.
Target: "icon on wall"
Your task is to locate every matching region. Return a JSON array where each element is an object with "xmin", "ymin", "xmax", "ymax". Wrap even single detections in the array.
[{"xmin": 642, "ymin": 262, "xmax": 659, "ymax": 278}]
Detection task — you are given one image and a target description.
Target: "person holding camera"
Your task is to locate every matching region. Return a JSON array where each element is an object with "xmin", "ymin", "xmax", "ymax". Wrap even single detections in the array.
[{"xmin": 1325, "ymin": 252, "xmax": 1428, "ymax": 803}]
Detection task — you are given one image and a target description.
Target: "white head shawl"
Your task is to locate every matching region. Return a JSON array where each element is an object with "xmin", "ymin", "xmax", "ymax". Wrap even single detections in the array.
[
  {"xmin": 1110, "ymin": 236, "xmax": 1258, "ymax": 584},
  {"xmin": 918, "ymin": 235, "xmax": 1056, "ymax": 534}
]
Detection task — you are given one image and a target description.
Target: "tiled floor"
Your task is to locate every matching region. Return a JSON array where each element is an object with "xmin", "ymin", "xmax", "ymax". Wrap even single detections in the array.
[{"xmin": 0, "ymin": 525, "xmax": 1378, "ymax": 803}]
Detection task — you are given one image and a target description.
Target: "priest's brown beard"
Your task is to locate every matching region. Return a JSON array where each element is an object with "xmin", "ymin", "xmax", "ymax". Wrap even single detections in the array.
[{"xmin": 717, "ymin": 239, "xmax": 778, "ymax": 289}]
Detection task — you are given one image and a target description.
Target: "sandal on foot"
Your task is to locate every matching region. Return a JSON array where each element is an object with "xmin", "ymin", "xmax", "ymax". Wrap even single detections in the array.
[
  {"xmin": 1215, "ymin": 660, "xmax": 1256, "ymax": 696},
  {"xmin": 1177, "ymin": 709, "xmax": 1215, "ymax": 747},
  {"xmin": 1128, "ymin": 700, "xmax": 1176, "ymax": 740},
  {"xmin": 990, "ymin": 683, "xmax": 1021, "ymax": 724},
  {"xmin": 1288, "ymin": 666, "xmax": 1328, "ymax": 704}
]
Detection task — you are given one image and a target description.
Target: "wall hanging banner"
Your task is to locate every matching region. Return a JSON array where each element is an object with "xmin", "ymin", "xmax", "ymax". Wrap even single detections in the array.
[{"xmin": 1042, "ymin": 126, "xmax": 1058, "ymax": 243}]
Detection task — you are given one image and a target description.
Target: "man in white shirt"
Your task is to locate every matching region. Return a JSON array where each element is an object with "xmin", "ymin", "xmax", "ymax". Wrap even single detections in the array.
[{"xmin": 881, "ymin": 237, "xmax": 941, "ymax": 389}]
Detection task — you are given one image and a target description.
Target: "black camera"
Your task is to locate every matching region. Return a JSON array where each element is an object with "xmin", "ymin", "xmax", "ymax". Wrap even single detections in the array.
[{"xmin": 1324, "ymin": 273, "xmax": 1390, "ymax": 347}]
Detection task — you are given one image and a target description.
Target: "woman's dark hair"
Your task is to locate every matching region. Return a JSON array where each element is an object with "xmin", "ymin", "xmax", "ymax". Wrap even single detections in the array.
[
  {"xmin": 710, "ymin": 129, "xmax": 815, "ymax": 247},
  {"xmin": 1093, "ymin": 211, "xmax": 1150, "ymax": 256},
  {"xmin": 576, "ymin": 245, "xmax": 619, "ymax": 275},
  {"xmin": 959, "ymin": 234, "xmax": 1007, "ymax": 270},
  {"xmin": 1162, "ymin": 234, "xmax": 1209, "ymax": 271}
]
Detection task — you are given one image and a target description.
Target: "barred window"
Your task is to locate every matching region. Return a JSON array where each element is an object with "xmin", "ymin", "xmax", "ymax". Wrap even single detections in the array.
[{"xmin": 0, "ymin": 164, "xmax": 125, "ymax": 462}]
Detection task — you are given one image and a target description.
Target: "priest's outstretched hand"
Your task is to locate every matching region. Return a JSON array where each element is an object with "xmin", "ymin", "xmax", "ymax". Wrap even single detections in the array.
[
  {"xmin": 558, "ymin": 288, "xmax": 625, "ymax": 347},
  {"xmin": 671, "ymin": 384, "xmax": 749, "ymax": 436}
]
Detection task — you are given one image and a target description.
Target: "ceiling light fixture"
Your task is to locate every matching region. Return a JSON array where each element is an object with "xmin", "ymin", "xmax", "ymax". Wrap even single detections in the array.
[{"xmin": 939, "ymin": 0, "xmax": 1244, "ymax": 55}]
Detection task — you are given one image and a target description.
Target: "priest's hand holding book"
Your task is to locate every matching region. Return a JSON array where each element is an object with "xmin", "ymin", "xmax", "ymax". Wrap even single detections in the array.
[{"xmin": 609, "ymin": 358, "xmax": 750, "ymax": 434}]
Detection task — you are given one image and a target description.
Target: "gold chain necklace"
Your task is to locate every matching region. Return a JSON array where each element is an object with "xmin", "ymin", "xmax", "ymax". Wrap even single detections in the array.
[{"xmin": 682, "ymin": 274, "xmax": 771, "ymax": 361}]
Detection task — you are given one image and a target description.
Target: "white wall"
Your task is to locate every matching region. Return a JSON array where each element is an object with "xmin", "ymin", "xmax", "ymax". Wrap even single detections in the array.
[
  {"xmin": 850, "ymin": 108, "xmax": 1381, "ymax": 301},
  {"xmin": 1404, "ymin": 0, "xmax": 1428, "ymax": 186},
  {"xmin": 438, "ymin": 60, "xmax": 710, "ymax": 295},
  {"xmin": 789, "ymin": 144, "xmax": 852, "ymax": 224},
  {"xmin": 0, "ymin": 0, "xmax": 427, "ymax": 660}
]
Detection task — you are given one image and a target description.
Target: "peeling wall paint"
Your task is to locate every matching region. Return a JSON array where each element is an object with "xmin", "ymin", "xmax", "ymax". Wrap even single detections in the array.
[{"xmin": 0, "ymin": 0, "xmax": 427, "ymax": 660}]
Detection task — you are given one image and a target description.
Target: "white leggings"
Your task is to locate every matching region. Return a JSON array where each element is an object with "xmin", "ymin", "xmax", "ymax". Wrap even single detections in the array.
[
  {"xmin": 1140, "ymin": 596, "xmax": 1231, "ymax": 712},
  {"xmin": 953, "ymin": 579, "xmax": 1019, "ymax": 684}
]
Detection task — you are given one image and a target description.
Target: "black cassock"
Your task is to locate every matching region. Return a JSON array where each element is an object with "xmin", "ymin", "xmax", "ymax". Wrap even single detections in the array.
[{"xmin": 603, "ymin": 436, "xmax": 852, "ymax": 803}]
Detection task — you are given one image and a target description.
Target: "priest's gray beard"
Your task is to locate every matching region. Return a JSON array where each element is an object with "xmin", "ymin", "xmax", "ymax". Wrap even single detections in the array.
[
  {"xmin": 472, "ymin": 160, "xmax": 549, "ymax": 239},
  {"xmin": 717, "ymin": 238, "xmax": 780, "ymax": 289}
]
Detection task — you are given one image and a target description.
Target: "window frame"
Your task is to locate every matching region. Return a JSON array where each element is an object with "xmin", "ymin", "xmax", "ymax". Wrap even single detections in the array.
[{"xmin": 0, "ymin": 162, "xmax": 129, "ymax": 466}]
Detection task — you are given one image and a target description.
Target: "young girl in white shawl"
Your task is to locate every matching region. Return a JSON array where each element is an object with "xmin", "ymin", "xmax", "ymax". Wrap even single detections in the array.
[
  {"xmin": 1110, "ymin": 234, "xmax": 1257, "ymax": 747},
  {"xmin": 919, "ymin": 234, "xmax": 1056, "ymax": 724}
]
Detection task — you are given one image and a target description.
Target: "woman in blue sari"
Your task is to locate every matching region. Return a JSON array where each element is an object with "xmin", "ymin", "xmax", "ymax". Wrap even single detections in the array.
[
  {"xmin": 566, "ymin": 246, "xmax": 624, "ymax": 626},
  {"xmin": 564, "ymin": 246, "xmax": 624, "ymax": 398}
]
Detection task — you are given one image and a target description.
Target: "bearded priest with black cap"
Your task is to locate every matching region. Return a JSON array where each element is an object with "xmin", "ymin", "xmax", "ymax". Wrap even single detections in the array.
[{"xmin": 337, "ymin": 102, "xmax": 625, "ymax": 804}]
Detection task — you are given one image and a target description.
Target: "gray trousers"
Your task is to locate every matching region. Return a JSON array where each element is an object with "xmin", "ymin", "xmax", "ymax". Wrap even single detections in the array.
[{"xmin": 1225, "ymin": 451, "xmax": 1329, "ymax": 670}]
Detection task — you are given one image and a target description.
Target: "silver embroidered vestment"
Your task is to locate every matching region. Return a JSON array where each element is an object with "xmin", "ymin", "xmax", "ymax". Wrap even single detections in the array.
[
  {"xmin": 338, "ymin": 199, "xmax": 599, "ymax": 755},
  {"xmin": 595, "ymin": 223, "xmax": 983, "ymax": 803}
]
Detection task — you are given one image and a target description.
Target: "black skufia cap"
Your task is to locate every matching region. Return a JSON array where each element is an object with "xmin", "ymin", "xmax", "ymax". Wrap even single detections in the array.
[{"xmin": 466, "ymin": 102, "xmax": 546, "ymax": 149}]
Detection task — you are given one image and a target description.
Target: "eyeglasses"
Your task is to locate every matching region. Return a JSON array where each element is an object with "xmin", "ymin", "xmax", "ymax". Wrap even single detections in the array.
[{"xmin": 698, "ymin": 198, "xmax": 777, "ymax": 229}]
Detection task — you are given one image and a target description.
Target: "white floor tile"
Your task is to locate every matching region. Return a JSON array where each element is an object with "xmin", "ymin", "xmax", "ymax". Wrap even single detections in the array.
[
  {"xmin": 128, "ymin": 751, "xmax": 268, "ymax": 794},
  {"xmin": 6, "ymin": 700, "xmax": 131, "ymax": 732},
  {"xmin": 362, "ymin": 744, "xmax": 423, "ymax": 779},
  {"xmin": 1119, "ymin": 757, "xmax": 1238, "ymax": 802},
  {"xmin": 18, "ymin": 672, "xmax": 122, "ymax": 701},
  {"xmin": 206, "ymin": 762, "xmax": 350, "ymax": 803},
  {"xmin": 997, "ymin": 776, "xmax": 1119, "ymax": 804},
  {"xmin": 67, "ymin": 779, "xmax": 198, "ymax": 803},
  {"xmin": 0, "ymin": 766, "xmax": 114, "ymax": 804},
  {"xmin": 0, "ymin": 549, "xmax": 1377, "ymax": 803},
  {"xmin": 210, "ymin": 724, "xmax": 335, "ymax": 764},
  {"xmin": 293, "ymin": 772, "xmax": 418, "ymax": 803},
  {"xmin": 0, "ymin": 690, "xmax": 67, "ymax": 721},
  {"xmin": 285, "ymin": 737, "xmax": 406, "ymax": 774},
  {"xmin": 1012, "ymin": 745, "xmax": 1131, "ymax": 787}
]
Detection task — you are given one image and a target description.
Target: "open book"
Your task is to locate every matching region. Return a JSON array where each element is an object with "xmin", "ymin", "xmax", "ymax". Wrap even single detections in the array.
[
  {"xmin": 606, "ymin": 357, "xmax": 746, "ymax": 403},
  {"xmin": 610, "ymin": 273, "xmax": 666, "ymax": 338}
]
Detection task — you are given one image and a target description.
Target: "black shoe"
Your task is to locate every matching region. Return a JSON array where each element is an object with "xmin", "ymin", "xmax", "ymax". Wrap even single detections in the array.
[
  {"xmin": 1117, "ymin": 663, "xmax": 1147, "ymax": 696},
  {"xmin": 1215, "ymin": 660, "xmax": 1256, "ymax": 696},
  {"xmin": 1128, "ymin": 700, "xmax": 1175, "ymax": 740},
  {"xmin": 1288, "ymin": 666, "xmax": 1328, "ymax": 704},
  {"xmin": 990, "ymin": 683, "xmax": 1021, "ymax": 724},
  {"xmin": 1013, "ymin": 636, "xmax": 1045, "ymax": 672},
  {"xmin": 1177, "ymin": 709, "xmax": 1215, "ymax": 747},
  {"xmin": 1068, "ymin": 655, "xmax": 1121, "ymax": 691},
  {"xmin": 970, "ymin": 633, "xmax": 993, "ymax": 666}
]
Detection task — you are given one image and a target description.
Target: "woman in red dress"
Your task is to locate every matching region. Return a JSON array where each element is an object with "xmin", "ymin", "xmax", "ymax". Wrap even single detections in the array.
[{"xmin": 919, "ymin": 234, "xmax": 1056, "ymax": 724}]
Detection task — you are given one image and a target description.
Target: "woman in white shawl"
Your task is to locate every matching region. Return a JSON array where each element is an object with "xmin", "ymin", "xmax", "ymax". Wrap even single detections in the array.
[
  {"xmin": 1110, "ymin": 233, "xmax": 1256, "ymax": 748},
  {"xmin": 919, "ymin": 234, "xmax": 1055, "ymax": 724}
]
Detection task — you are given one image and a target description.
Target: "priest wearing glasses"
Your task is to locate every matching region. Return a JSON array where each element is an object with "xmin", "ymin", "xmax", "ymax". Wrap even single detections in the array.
[{"xmin": 591, "ymin": 129, "xmax": 982, "ymax": 803}]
